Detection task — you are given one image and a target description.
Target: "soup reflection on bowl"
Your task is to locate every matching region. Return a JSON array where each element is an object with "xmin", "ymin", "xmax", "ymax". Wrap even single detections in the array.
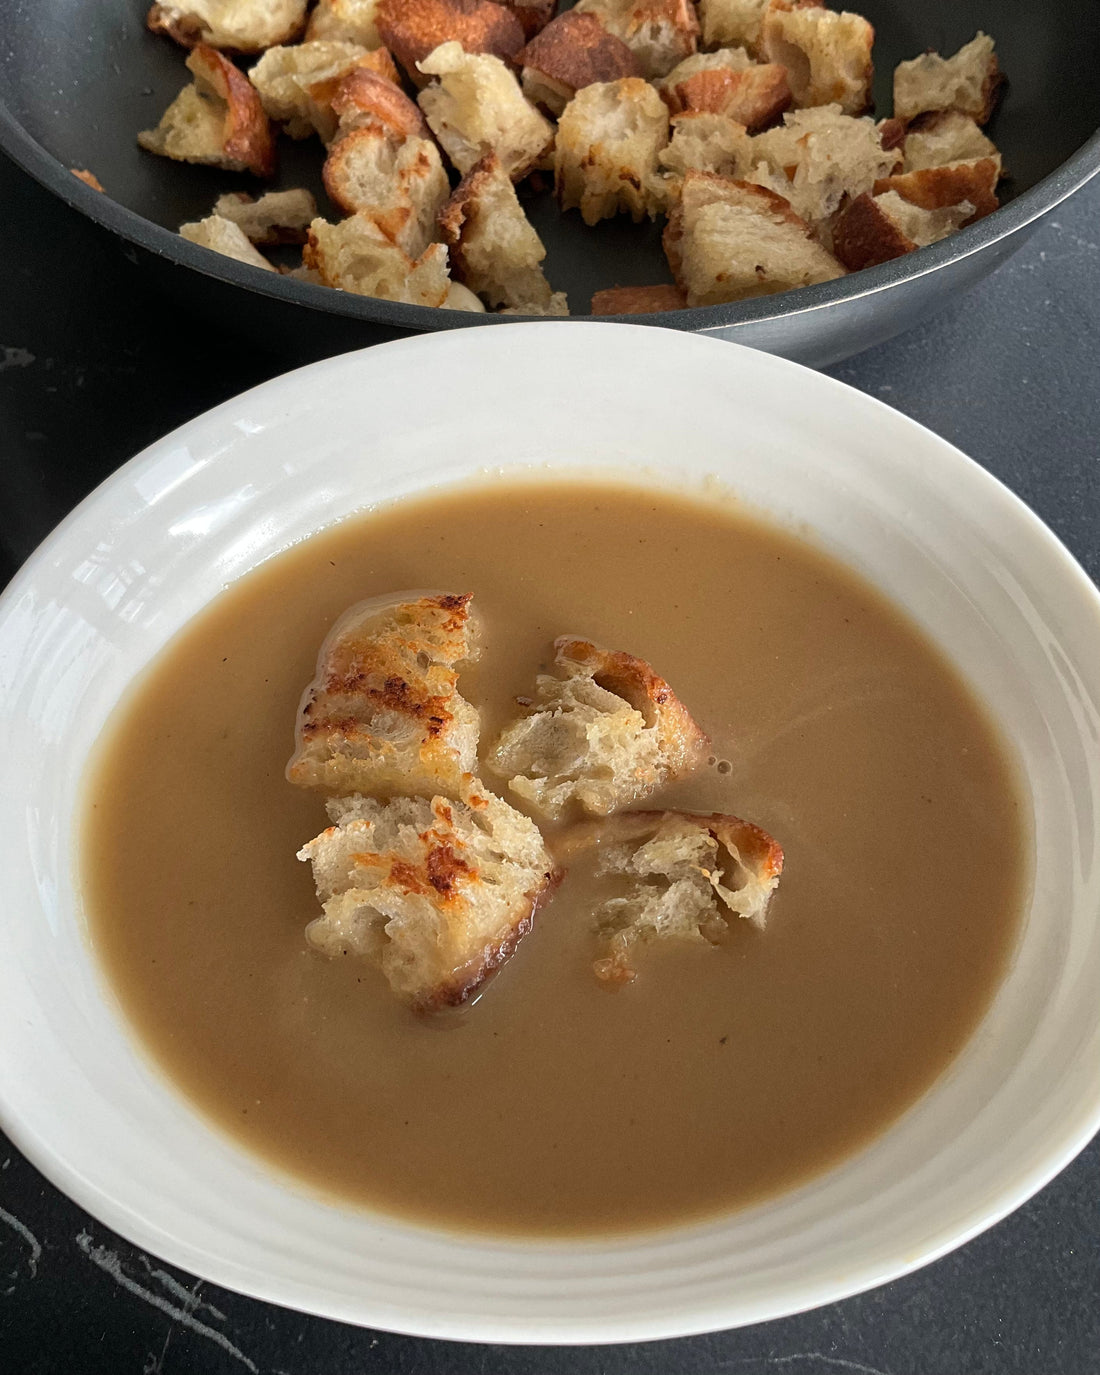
[{"xmin": 0, "ymin": 324, "xmax": 1098, "ymax": 1341}]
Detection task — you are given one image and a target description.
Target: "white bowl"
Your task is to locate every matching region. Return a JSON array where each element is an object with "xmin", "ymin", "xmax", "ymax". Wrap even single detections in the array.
[{"xmin": 1, "ymin": 324, "xmax": 1099, "ymax": 1344}]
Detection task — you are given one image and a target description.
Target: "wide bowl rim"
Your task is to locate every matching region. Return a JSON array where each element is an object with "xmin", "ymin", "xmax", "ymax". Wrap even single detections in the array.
[
  {"xmin": 0, "ymin": 76, "xmax": 1097, "ymax": 335},
  {"xmin": 1, "ymin": 324, "xmax": 1099, "ymax": 1344}
]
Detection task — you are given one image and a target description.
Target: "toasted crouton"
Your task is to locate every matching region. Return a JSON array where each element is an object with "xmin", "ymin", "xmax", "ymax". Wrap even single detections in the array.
[
  {"xmin": 138, "ymin": 45, "xmax": 275, "ymax": 177},
  {"xmin": 747, "ymin": 104, "xmax": 900, "ymax": 223},
  {"xmin": 873, "ymin": 156, "xmax": 1000, "ymax": 224},
  {"xmin": 572, "ymin": 0, "xmax": 698, "ymax": 78},
  {"xmin": 288, "ymin": 591, "xmax": 479, "ymax": 796},
  {"xmin": 832, "ymin": 189, "xmax": 974, "ymax": 270},
  {"xmin": 894, "ymin": 32, "xmax": 1002, "ymax": 125},
  {"xmin": 487, "ymin": 636, "xmax": 708, "ymax": 818},
  {"xmin": 560, "ymin": 810, "xmax": 783, "ymax": 984},
  {"xmin": 657, "ymin": 111, "xmax": 751, "ymax": 187},
  {"xmin": 760, "ymin": 1, "xmax": 873, "ymax": 115},
  {"xmin": 555, "ymin": 77, "xmax": 669, "ymax": 224},
  {"xmin": 179, "ymin": 213, "xmax": 277, "ymax": 268},
  {"xmin": 664, "ymin": 170, "xmax": 844, "ymax": 305},
  {"xmin": 438, "ymin": 152, "xmax": 561, "ymax": 310},
  {"xmin": 211, "ymin": 188, "xmax": 317, "ymax": 243},
  {"xmin": 502, "ymin": 0, "xmax": 556, "ymax": 41},
  {"xmin": 323, "ymin": 127, "xmax": 449, "ymax": 253},
  {"xmin": 250, "ymin": 40, "xmax": 383, "ymax": 141},
  {"xmin": 331, "ymin": 66, "xmax": 428, "ymax": 138},
  {"xmin": 377, "ymin": 0, "xmax": 525, "ymax": 83},
  {"xmin": 146, "ymin": 0, "xmax": 307, "ymax": 51},
  {"xmin": 299, "ymin": 789, "xmax": 558, "ymax": 1009},
  {"xmin": 306, "ymin": 0, "xmax": 382, "ymax": 46},
  {"xmin": 590, "ymin": 283, "xmax": 687, "ymax": 313},
  {"xmin": 417, "ymin": 41, "xmax": 555, "ymax": 179},
  {"xmin": 901, "ymin": 109, "xmax": 1000, "ymax": 173},
  {"xmin": 697, "ymin": 0, "xmax": 776, "ymax": 55},
  {"xmin": 306, "ymin": 213, "xmax": 453, "ymax": 303},
  {"xmin": 659, "ymin": 52, "xmax": 790, "ymax": 129},
  {"xmin": 520, "ymin": 11, "xmax": 640, "ymax": 118}
]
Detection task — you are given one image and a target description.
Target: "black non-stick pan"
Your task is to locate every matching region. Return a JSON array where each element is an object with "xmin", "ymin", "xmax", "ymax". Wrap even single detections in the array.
[{"xmin": 1, "ymin": 0, "xmax": 1098, "ymax": 365}]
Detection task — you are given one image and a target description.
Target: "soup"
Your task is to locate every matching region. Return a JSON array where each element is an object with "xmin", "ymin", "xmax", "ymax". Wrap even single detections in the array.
[{"xmin": 81, "ymin": 479, "xmax": 1027, "ymax": 1235}]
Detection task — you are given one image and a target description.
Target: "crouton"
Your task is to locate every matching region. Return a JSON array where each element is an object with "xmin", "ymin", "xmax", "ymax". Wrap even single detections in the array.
[
  {"xmin": 572, "ymin": 0, "xmax": 698, "ymax": 78},
  {"xmin": 590, "ymin": 283, "xmax": 687, "ymax": 313},
  {"xmin": 211, "ymin": 188, "xmax": 317, "ymax": 243},
  {"xmin": 657, "ymin": 111, "xmax": 751, "ymax": 185},
  {"xmin": 304, "ymin": 213, "xmax": 452, "ymax": 303},
  {"xmin": 497, "ymin": 294, "xmax": 570, "ymax": 314},
  {"xmin": 250, "ymin": 41, "xmax": 381, "ymax": 141},
  {"xmin": 555, "ymin": 77, "xmax": 669, "ymax": 224},
  {"xmin": 502, "ymin": 0, "xmax": 557, "ymax": 42},
  {"xmin": 747, "ymin": 104, "xmax": 900, "ymax": 223},
  {"xmin": 901, "ymin": 109, "xmax": 1000, "ymax": 173},
  {"xmin": 444, "ymin": 280, "xmax": 488, "ymax": 309},
  {"xmin": 659, "ymin": 51, "xmax": 790, "ymax": 130},
  {"xmin": 306, "ymin": 0, "xmax": 382, "ymax": 47},
  {"xmin": 323, "ymin": 127, "xmax": 449, "ymax": 253},
  {"xmin": 299, "ymin": 789, "xmax": 558, "ymax": 1009},
  {"xmin": 487, "ymin": 635, "xmax": 708, "ymax": 819},
  {"xmin": 696, "ymin": 0, "xmax": 767, "ymax": 54},
  {"xmin": 377, "ymin": 0, "xmax": 525, "ymax": 84},
  {"xmin": 664, "ymin": 170, "xmax": 844, "ymax": 305},
  {"xmin": 560, "ymin": 810, "xmax": 783, "ymax": 984},
  {"xmin": 179, "ymin": 213, "xmax": 277, "ymax": 268},
  {"xmin": 893, "ymin": 32, "xmax": 1002, "ymax": 126},
  {"xmin": 71, "ymin": 168, "xmax": 105, "ymax": 192},
  {"xmin": 146, "ymin": 0, "xmax": 307, "ymax": 52},
  {"xmin": 520, "ymin": 11, "xmax": 640, "ymax": 118},
  {"xmin": 331, "ymin": 66, "xmax": 428, "ymax": 138},
  {"xmin": 760, "ymin": 1, "xmax": 873, "ymax": 115},
  {"xmin": 288, "ymin": 591, "xmax": 478, "ymax": 797},
  {"xmin": 138, "ymin": 45, "xmax": 275, "ymax": 177},
  {"xmin": 438, "ymin": 152, "xmax": 561, "ymax": 310},
  {"xmin": 873, "ymin": 156, "xmax": 1000, "ymax": 224},
  {"xmin": 417, "ymin": 41, "xmax": 555, "ymax": 179},
  {"xmin": 832, "ymin": 188, "xmax": 974, "ymax": 270}
]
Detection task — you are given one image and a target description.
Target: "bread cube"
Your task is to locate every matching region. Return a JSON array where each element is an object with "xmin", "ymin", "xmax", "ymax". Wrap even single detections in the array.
[
  {"xmin": 146, "ymin": 0, "xmax": 307, "ymax": 52},
  {"xmin": 306, "ymin": 0, "xmax": 382, "ymax": 46},
  {"xmin": 138, "ymin": 45, "xmax": 275, "ymax": 177},
  {"xmin": 520, "ymin": 11, "xmax": 640, "ymax": 118},
  {"xmin": 590, "ymin": 283, "xmax": 687, "ymax": 313},
  {"xmin": 331, "ymin": 66, "xmax": 427, "ymax": 138},
  {"xmin": 572, "ymin": 0, "xmax": 698, "ymax": 79},
  {"xmin": 179, "ymin": 214, "xmax": 277, "ymax": 268},
  {"xmin": 901, "ymin": 109, "xmax": 1000, "ymax": 173},
  {"xmin": 250, "ymin": 40, "xmax": 378, "ymax": 140},
  {"xmin": 211, "ymin": 188, "xmax": 318, "ymax": 243},
  {"xmin": 488, "ymin": 635, "xmax": 708, "ymax": 818},
  {"xmin": 300, "ymin": 789, "xmax": 557, "ymax": 1008},
  {"xmin": 760, "ymin": 1, "xmax": 873, "ymax": 115},
  {"xmin": 659, "ymin": 50, "xmax": 790, "ymax": 129},
  {"xmin": 377, "ymin": 0, "xmax": 525, "ymax": 83},
  {"xmin": 664, "ymin": 170, "xmax": 844, "ymax": 305},
  {"xmin": 305, "ymin": 213, "xmax": 452, "ymax": 304},
  {"xmin": 555, "ymin": 77, "xmax": 669, "ymax": 224},
  {"xmin": 894, "ymin": 32, "xmax": 1002, "ymax": 125},
  {"xmin": 417, "ymin": 41, "xmax": 554, "ymax": 179},
  {"xmin": 323, "ymin": 127, "xmax": 449, "ymax": 254},
  {"xmin": 438, "ymin": 152, "xmax": 564, "ymax": 311},
  {"xmin": 832, "ymin": 189, "xmax": 975, "ymax": 270},
  {"xmin": 873, "ymin": 156, "xmax": 1000, "ymax": 224}
]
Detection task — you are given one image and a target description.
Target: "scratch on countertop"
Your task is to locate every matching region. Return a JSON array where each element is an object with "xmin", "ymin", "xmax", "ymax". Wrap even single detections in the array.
[
  {"xmin": 0, "ymin": 1203, "xmax": 43, "ymax": 1282},
  {"xmin": 0, "ymin": 346, "xmax": 36, "ymax": 371},
  {"xmin": 139, "ymin": 1253, "xmax": 228, "ymax": 1322},
  {"xmin": 75, "ymin": 1231, "xmax": 258, "ymax": 1373},
  {"xmin": 717, "ymin": 1354, "xmax": 895, "ymax": 1375}
]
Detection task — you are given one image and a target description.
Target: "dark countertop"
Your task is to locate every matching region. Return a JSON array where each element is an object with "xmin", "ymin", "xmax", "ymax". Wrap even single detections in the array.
[{"xmin": 1, "ymin": 150, "xmax": 1098, "ymax": 1375}]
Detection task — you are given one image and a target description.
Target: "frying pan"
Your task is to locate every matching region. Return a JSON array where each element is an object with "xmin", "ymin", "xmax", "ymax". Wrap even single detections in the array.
[{"xmin": 1, "ymin": 0, "xmax": 1098, "ymax": 366}]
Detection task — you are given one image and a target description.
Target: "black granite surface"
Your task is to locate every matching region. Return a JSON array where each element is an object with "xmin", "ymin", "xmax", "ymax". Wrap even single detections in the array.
[{"xmin": 1, "ymin": 150, "xmax": 1098, "ymax": 1375}]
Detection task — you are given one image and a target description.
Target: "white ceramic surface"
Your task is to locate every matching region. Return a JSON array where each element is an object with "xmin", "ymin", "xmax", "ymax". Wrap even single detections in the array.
[{"xmin": 1, "ymin": 324, "xmax": 1099, "ymax": 1344}]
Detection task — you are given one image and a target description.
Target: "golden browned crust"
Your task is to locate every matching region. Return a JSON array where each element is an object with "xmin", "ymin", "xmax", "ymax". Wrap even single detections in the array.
[
  {"xmin": 502, "ymin": 0, "xmax": 557, "ymax": 41},
  {"xmin": 590, "ymin": 283, "xmax": 687, "ymax": 313},
  {"xmin": 873, "ymin": 156, "xmax": 1000, "ymax": 224},
  {"xmin": 376, "ymin": 0, "xmax": 526, "ymax": 79},
  {"xmin": 70, "ymin": 167, "xmax": 105, "ymax": 192},
  {"xmin": 554, "ymin": 635, "xmax": 709, "ymax": 769},
  {"xmin": 877, "ymin": 116, "xmax": 908, "ymax": 151},
  {"xmin": 190, "ymin": 44, "xmax": 276, "ymax": 177},
  {"xmin": 436, "ymin": 152, "xmax": 496, "ymax": 278},
  {"xmin": 359, "ymin": 45, "xmax": 404, "ymax": 86},
  {"xmin": 521, "ymin": 11, "xmax": 640, "ymax": 88},
  {"xmin": 322, "ymin": 126, "xmax": 443, "ymax": 230},
  {"xmin": 831, "ymin": 191, "xmax": 915, "ymax": 271},
  {"xmin": 663, "ymin": 171, "xmax": 810, "ymax": 285},
  {"xmin": 330, "ymin": 66, "xmax": 429, "ymax": 137},
  {"xmin": 662, "ymin": 63, "xmax": 790, "ymax": 130}
]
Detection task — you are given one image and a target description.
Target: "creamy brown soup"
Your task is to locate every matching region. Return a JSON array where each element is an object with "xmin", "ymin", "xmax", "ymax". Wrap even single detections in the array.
[{"xmin": 81, "ymin": 479, "xmax": 1027, "ymax": 1236}]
